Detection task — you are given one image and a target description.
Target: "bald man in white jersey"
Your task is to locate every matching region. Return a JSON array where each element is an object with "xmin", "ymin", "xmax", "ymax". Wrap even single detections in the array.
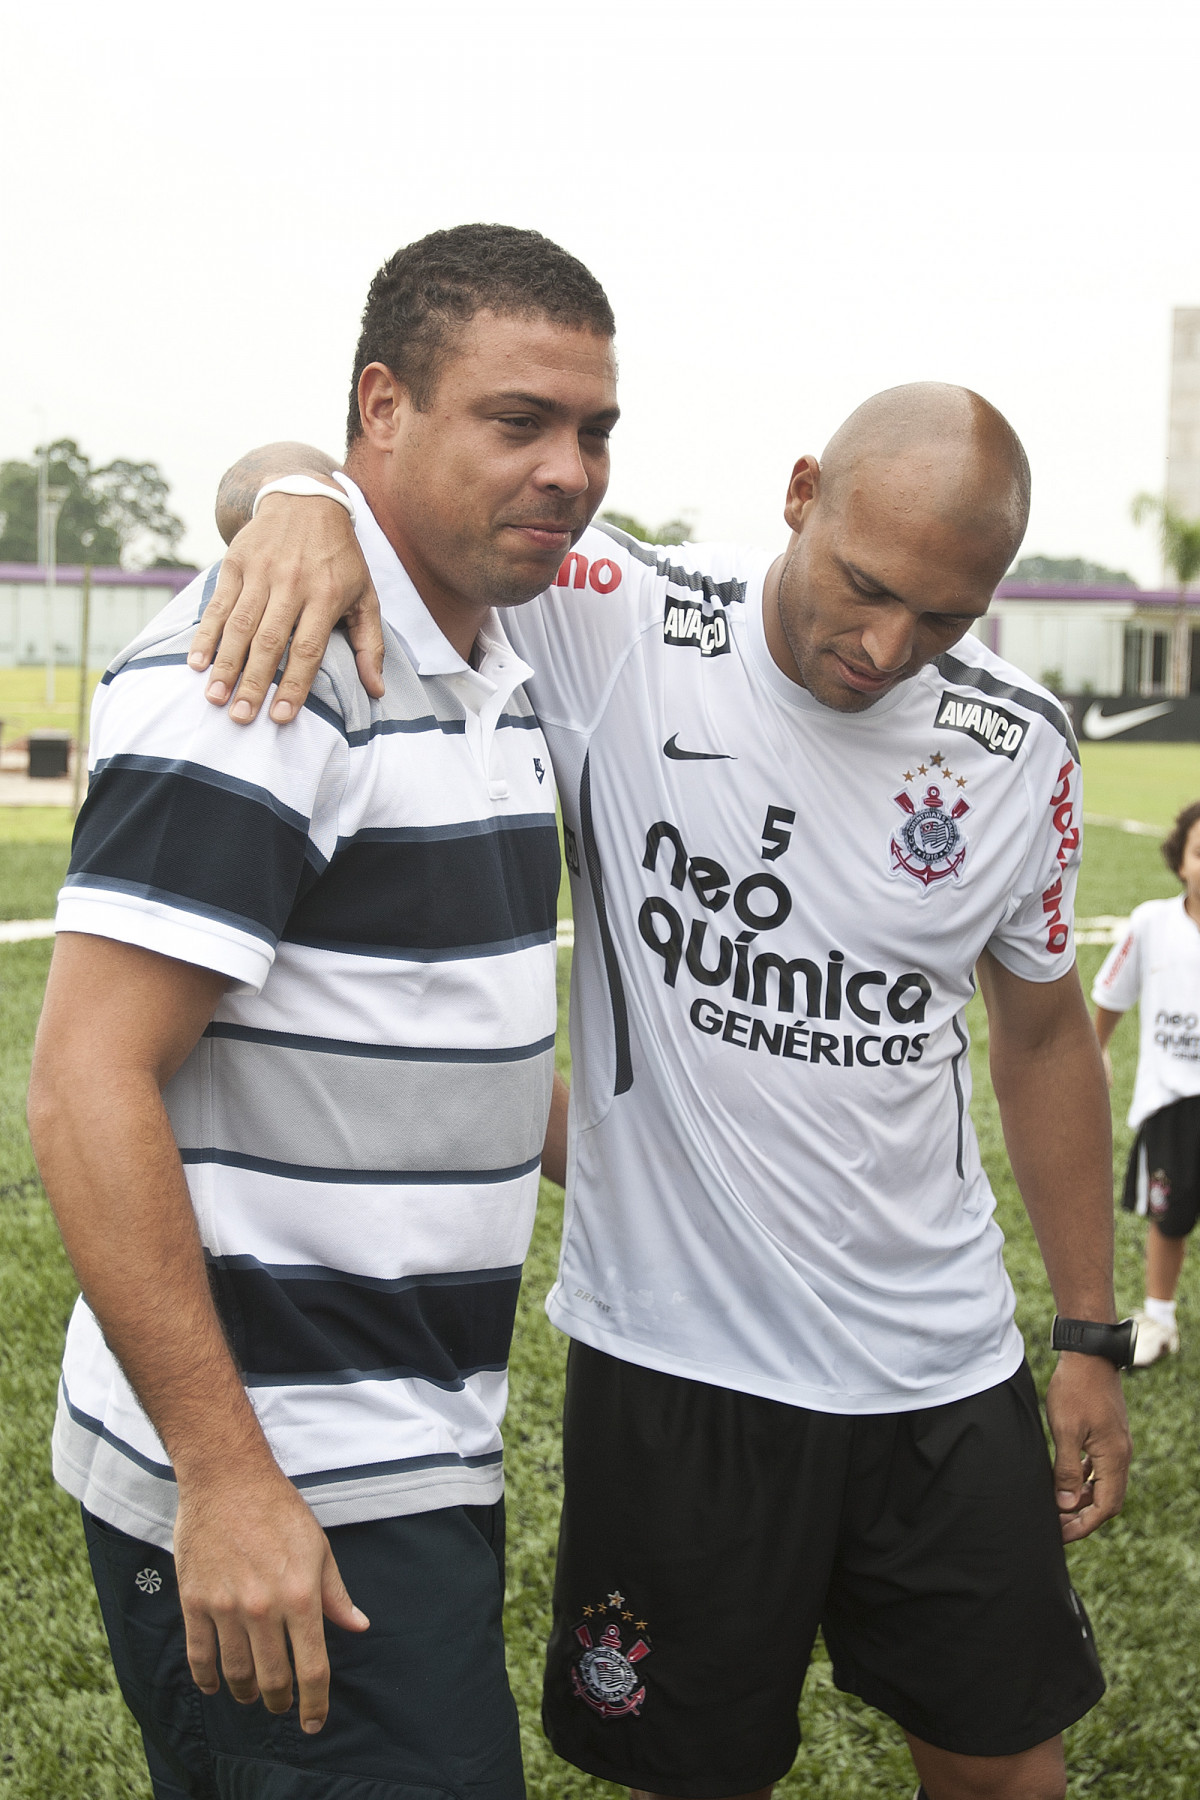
[{"xmin": 192, "ymin": 381, "xmax": 1133, "ymax": 1800}]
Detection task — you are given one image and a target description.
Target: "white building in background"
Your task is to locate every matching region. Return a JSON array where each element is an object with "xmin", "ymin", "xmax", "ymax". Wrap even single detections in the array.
[
  {"xmin": 980, "ymin": 307, "xmax": 1200, "ymax": 702},
  {"xmin": 1168, "ymin": 306, "xmax": 1200, "ymax": 526},
  {"xmin": 977, "ymin": 582, "xmax": 1200, "ymax": 696},
  {"xmin": 0, "ymin": 563, "xmax": 196, "ymax": 668}
]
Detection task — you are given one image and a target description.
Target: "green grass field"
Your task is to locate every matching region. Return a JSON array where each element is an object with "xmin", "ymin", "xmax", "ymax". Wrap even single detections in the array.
[
  {"xmin": 1, "ymin": 749, "xmax": 1198, "ymax": 1796},
  {"xmin": 1079, "ymin": 743, "xmax": 1200, "ymax": 832},
  {"xmin": 0, "ymin": 667, "xmax": 107, "ymax": 748}
]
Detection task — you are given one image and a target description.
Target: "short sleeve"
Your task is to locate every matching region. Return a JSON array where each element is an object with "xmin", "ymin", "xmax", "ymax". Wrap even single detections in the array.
[
  {"xmin": 56, "ymin": 597, "xmax": 348, "ymax": 993},
  {"xmin": 1091, "ymin": 918, "xmax": 1142, "ymax": 1015},
  {"xmin": 986, "ymin": 744, "xmax": 1082, "ymax": 982}
]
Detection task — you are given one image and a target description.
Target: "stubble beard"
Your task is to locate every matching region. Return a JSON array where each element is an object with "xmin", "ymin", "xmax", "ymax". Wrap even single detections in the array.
[
  {"xmin": 776, "ymin": 559, "xmax": 915, "ymax": 715},
  {"xmin": 776, "ymin": 585, "xmax": 877, "ymax": 716},
  {"xmin": 456, "ymin": 535, "xmax": 568, "ymax": 611}
]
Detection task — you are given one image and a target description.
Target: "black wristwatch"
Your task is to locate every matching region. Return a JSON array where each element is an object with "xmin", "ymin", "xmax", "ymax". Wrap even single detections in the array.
[{"xmin": 1051, "ymin": 1315, "xmax": 1138, "ymax": 1369}]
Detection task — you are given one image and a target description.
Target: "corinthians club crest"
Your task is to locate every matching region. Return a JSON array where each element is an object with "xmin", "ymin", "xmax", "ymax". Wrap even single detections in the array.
[
  {"xmin": 571, "ymin": 1591, "xmax": 652, "ymax": 1719},
  {"xmin": 890, "ymin": 754, "xmax": 970, "ymax": 888}
]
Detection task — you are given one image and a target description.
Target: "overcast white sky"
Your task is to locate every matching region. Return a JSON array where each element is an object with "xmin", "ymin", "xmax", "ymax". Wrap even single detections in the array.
[{"xmin": 4, "ymin": 0, "xmax": 1199, "ymax": 583}]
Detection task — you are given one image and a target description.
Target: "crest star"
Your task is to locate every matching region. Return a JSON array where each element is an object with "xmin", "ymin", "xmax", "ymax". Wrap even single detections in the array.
[
  {"xmin": 582, "ymin": 1605, "xmax": 594, "ymax": 1616},
  {"xmin": 942, "ymin": 766, "xmax": 953, "ymax": 780},
  {"xmin": 957, "ymin": 775, "xmax": 967, "ymax": 787},
  {"xmin": 902, "ymin": 769, "xmax": 913, "ymax": 782},
  {"xmin": 622, "ymin": 1610, "xmax": 633, "ymax": 1620},
  {"xmin": 607, "ymin": 1590, "xmax": 624, "ymax": 1609},
  {"xmin": 917, "ymin": 763, "xmax": 928, "ymax": 775},
  {"xmin": 636, "ymin": 1619, "xmax": 648, "ymax": 1631},
  {"xmin": 930, "ymin": 752, "xmax": 943, "ymax": 765}
]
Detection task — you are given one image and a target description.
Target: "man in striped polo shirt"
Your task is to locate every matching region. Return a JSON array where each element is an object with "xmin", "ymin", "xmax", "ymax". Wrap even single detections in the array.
[{"xmin": 27, "ymin": 225, "xmax": 619, "ymax": 1800}]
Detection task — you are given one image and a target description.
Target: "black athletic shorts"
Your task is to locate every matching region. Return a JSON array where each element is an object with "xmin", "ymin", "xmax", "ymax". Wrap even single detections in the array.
[
  {"xmin": 1122, "ymin": 1093, "xmax": 1200, "ymax": 1236},
  {"xmin": 84, "ymin": 1501, "xmax": 524, "ymax": 1800},
  {"xmin": 543, "ymin": 1344, "xmax": 1104, "ymax": 1799}
]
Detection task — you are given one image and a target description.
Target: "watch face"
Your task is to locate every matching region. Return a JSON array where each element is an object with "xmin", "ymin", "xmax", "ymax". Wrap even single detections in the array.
[{"xmin": 1118, "ymin": 1318, "xmax": 1137, "ymax": 1367}]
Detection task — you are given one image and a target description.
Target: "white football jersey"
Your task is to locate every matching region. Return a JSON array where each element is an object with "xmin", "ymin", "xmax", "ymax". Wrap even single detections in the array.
[
  {"xmin": 1092, "ymin": 895, "xmax": 1200, "ymax": 1130},
  {"xmin": 507, "ymin": 525, "xmax": 1083, "ymax": 1414}
]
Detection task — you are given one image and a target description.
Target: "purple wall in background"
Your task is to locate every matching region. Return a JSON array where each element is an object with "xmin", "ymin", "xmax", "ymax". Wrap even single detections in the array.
[
  {"xmin": 0, "ymin": 568, "xmax": 1191, "ymax": 607},
  {"xmin": 995, "ymin": 582, "xmax": 1200, "ymax": 607},
  {"xmin": 0, "ymin": 563, "xmax": 198, "ymax": 593}
]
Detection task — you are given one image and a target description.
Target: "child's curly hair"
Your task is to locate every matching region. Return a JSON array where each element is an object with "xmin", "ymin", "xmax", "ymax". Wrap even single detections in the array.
[{"xmin": 1162, "ymin": 800, "xmax": 1200, "ymax": 877}]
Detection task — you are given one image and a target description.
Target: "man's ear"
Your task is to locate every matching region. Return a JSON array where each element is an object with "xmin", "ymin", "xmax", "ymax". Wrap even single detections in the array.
[
  {"xmin": 782, "ymin": 454, "xmax": 820, "ymax": 533},
  {"xmin": 358, "ymin": 363, "xmax": 410, "ymax": 449}
]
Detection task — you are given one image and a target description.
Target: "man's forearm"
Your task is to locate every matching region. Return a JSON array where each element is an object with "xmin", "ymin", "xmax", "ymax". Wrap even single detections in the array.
[
  {"xmin": 28, "ymin": 937, "xmax": 274, "ymax": 1483},
  {"xmin": 985, "ymin": 970, "xmax": 1116, "ymax": 1318},
  {"xmin": 32, "ymin": 1055, "xmax": 367, "ymax": 1718},
  {"xmin": 31, "ymin": 1050, "xmax": 274, "ymax": 1483},
  {"xmin": 995, "ymin": 1044, "xmax": 1116, "ymax": 1317},
  {"xmin": 216, "ymin": 442, "xmax": 341, "ymax": 544},
  {"xmin": 30, "ymin": 934, "xmax": 367, "ymax": 1722},
  {"xmin": 979, "ymin": 951, "xmax": 1131, "ymax": 1538}
]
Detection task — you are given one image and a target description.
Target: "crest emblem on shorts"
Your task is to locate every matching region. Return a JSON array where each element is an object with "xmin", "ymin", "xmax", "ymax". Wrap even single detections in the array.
[
  {"xmin": 890, "ymin": 755, "xmax": 970, "ymax": 888},
  {"xmin": 570, "ymin": 1590, "xmax": 652, "ymax": 1718}
]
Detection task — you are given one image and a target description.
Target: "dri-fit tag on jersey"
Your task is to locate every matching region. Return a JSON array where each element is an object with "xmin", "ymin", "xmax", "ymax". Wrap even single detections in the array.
[{"xmin": 934, "ymin": 692, "xmax": 1028, "ymax": 759}]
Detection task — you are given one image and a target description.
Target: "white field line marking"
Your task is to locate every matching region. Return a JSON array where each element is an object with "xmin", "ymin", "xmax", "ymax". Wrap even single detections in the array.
[
  {"xmin": 1083, "ymin": 812, "xmax": 1162, "ymax": 838},
  {"xmin": 1076, "ymin": 917, "xmax": 1131, "ymax": 945},
  {"xmin": 0, "ymin": 919, "xmax": 55, "ymax": 944}
]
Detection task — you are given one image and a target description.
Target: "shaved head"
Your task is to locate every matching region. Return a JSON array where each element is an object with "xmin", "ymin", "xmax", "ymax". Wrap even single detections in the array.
[
  {"xmin": 818, "ymin": 382, "xmax": 1031, "ymax": 569},
  {"xmin": 764, "ymin": 382, "xmax": 1031, "ymax": 712}
]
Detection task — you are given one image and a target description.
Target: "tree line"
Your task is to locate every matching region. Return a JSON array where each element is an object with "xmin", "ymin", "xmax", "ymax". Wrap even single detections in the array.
[{"xmin": 0, "ymin": 441, "xmax": 190, "ymax": 570}]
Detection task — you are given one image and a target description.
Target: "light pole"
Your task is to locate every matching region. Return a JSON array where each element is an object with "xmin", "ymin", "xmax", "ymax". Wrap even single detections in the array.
[
  {"xmin": 38, "ymin": 448, "xmax": 69, "ymax": 706},
  {"xmin": 72, "ymin": 564, "xmax": 93, "ymax": 814}
]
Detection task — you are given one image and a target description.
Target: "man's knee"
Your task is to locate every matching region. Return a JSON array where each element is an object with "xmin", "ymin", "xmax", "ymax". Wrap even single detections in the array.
[{"xmin": 911, "ymin": 1732, "xmax": 1066, "ymax": 1800}]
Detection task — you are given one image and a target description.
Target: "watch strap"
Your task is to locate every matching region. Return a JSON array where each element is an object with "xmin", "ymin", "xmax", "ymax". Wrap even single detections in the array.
[{"xmin": 1051, "ymin": 1315, "xmax": 1138, "ymax": 1369}]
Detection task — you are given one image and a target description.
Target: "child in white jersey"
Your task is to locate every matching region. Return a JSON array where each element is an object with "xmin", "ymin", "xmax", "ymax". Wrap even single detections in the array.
[{"xmin": 1093, "ymin": 799, "xmax": 1200, "ymax": 1366}]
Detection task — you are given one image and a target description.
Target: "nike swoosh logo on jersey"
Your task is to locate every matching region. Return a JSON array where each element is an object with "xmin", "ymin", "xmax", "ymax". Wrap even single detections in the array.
[
  {"xmin": 1082, "ymin": 701, "xmax": 1175, "ymax": 740},
  {"xmin": 662, "ymin": 734, "xmax": 735, "ymax": 761}
]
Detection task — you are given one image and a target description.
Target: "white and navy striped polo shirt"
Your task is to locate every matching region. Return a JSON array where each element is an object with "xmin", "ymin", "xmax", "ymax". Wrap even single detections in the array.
[{"xmin": 52, "ymin": 476, "xmax": 560, "ymax": 1551}]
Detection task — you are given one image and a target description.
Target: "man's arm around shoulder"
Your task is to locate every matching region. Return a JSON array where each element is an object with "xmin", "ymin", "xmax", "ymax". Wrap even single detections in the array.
[
  {"xmin": 28, "ymin": 934, "xmax": 367, "ymax": 1731},
  {"xmin": 194, "ymin": 443, "xmax": 383, "ymax": 727},
  {"xmin": 977, "ymin": 948, "xmax": 1132, "ymax": 1543}
]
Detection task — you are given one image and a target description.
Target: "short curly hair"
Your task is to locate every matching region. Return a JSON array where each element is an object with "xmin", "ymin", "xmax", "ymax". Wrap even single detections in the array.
[
  {"xmin": 1162, "ymin": 799, "xmax": 1200, "ymax": 877},
  {"xmin": 347, "ymin": 224, "xmax": 615, "ymax": 446}
]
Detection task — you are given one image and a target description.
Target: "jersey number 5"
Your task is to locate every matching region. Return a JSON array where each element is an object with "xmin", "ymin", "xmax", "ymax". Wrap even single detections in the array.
[{"xmin": 761, "ymin": 805, "xmax": 796, "ymax": 861}]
